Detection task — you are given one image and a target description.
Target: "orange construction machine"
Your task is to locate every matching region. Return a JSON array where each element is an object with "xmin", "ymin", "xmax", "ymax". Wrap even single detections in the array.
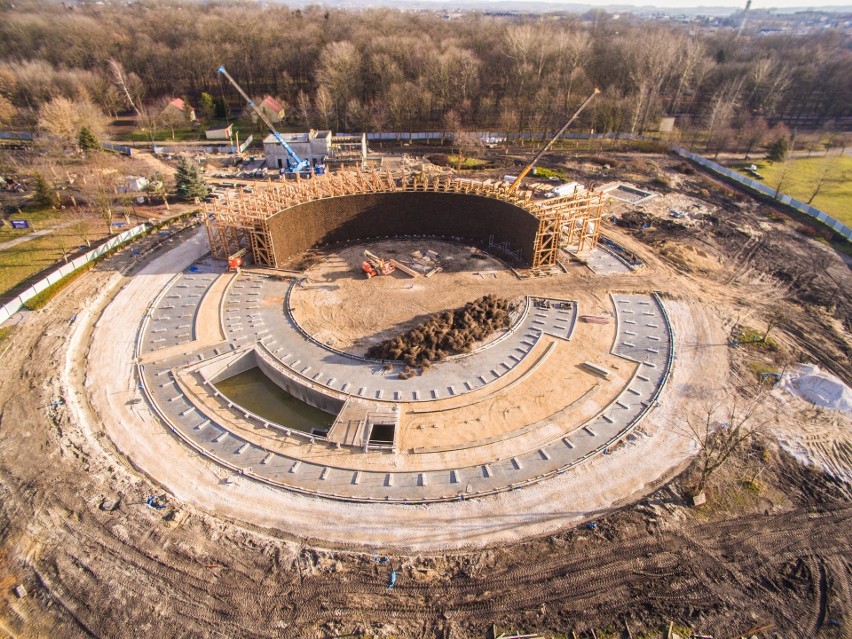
[{"xmin": 361, "ymin": 250, "xmax": 396, "ymax": 278}]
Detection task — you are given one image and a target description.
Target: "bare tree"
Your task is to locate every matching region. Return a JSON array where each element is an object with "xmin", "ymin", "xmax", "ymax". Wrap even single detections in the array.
[
  {"xmin": 669, "ymin": 37, "xmax": 705, "ymax": 114},
  {"xmin": 807, "ymin": 158, "xmax": 838, "ymax": 205},
  {"xmin": 442, "ymin": 109, "xmax": 461, "ymax": 147},
  {"xmin": 452, "ymin": 131, "xmax": 484, "ymax": 172},
  {"xmin": 108, "ymin": 59, "xmax": 142, "ymax": 116},
  {"xmin": 158, "ymin": 99, "xmax": 186, "ymax": 140},
  {"xmin": 316, "ymin": 41, "xmax": 361, "ymax": 129},
  {"xmin": 626, "ymin": 30, "xmax": 680, "ymax": 134},
  {"xmin": 296, "ymin": 90, "xmax": 312, "ymax": 128},
  {"xmin": 742, "ymin": 115, "xmax": 769, "ymax": 159},
  {"xmin": 773, "ymin": 159, "xmax": 793, "ymax": 199},
  {"xmin": 89, "ymin": 155, "xmax": 118, "ymax": 234},
  {"xmin": 71, "ymin": 212, "xmax": 95, "ymax": 248},
  {"xmin": 37, "ymin": 96, "xmax": 107, "ymax": 147},
  {"xmin": 703, "ymin": 80, "xmax": 742, "ymax": 154},
  {"xmin": 313, "ymin": 86, "xmax": 334, "ymax": 130},
  {"xmin": 136, "ymin": 103, "xmax": 162, "ymax": 142},
  {"xmin": 679, "ymin": 394, "xmax": 770, "ymax": 498},
  {"xmin": 498, "ymin": 104, "xmax": 519, "ymax": 150}
]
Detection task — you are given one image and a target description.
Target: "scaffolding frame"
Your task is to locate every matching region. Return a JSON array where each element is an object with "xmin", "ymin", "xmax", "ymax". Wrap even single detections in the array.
[{"xmin": 205, "ymin": 169, "xmax": 606, "ymax": 269}]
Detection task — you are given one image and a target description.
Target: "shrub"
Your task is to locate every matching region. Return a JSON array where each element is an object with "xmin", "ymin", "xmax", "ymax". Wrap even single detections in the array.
[
  {"xmin": 367, "ymin": 295, "xmax": 511, "ymax": 370},
  {"xmin": 427, "ymin": 153, "xmax": 450, "ymax": 166}
]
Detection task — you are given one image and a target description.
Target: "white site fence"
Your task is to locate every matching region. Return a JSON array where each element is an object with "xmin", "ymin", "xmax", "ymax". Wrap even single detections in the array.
[
  {"xmin": 153, "ymin": 134, "xmax": 253, "ymax": 156},
  {"xmin": 670, "ymin": 146, "xmax": 852, "ymax": 240},
  {"xmin": 369, "ymin": 130, "xmax": 851, "ymax": 241},
  {"xmin": 0, "ymin": 223, "xmax": 148, "ymax": 324}
]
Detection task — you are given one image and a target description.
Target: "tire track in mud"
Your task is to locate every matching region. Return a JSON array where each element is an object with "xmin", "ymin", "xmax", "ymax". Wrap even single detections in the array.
[{"xmin": 279, "ymin": 506, "xmax": 851, "ymax": 631}]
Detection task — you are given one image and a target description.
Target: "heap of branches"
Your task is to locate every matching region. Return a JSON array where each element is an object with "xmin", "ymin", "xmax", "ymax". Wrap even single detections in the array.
[{"xmin": 367, "ymin": 296, "xmax": 511, "ymax": 371}]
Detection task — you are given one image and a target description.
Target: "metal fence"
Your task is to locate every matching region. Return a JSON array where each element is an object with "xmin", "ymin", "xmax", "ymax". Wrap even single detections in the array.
[
  {"xmin": 670, "ymin": 146, "xmax": 852, "ymax": 240},
  {"xmin": 103, "ymin": 142, "xmax": 134, "ymax": 156},
  {"xmin": 0, "ymin": 223, "xmax": 148, "ymax": 324},
  {"xmin": 153, "ymin": 136, "xmax": 253, "ymax": 156}
]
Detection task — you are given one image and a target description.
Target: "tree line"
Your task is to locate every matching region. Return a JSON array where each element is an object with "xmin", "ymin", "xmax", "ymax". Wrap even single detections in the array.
[{"xmin": 0, "ymin": 0, "xmax": 850, "ymax": 141}]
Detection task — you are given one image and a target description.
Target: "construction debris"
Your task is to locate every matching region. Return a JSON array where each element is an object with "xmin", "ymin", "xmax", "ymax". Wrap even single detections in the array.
[{"xmin": 389, "ymin": 259, "xmax": 418, "ymax": 278}]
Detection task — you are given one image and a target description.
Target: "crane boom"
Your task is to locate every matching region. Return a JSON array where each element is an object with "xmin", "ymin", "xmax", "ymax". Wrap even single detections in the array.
[
  {"xmin": 509, "ymin": 88, "xmax": 600, "ymax": 192},
  {"xmin": 217, "ymin": 65, "xmax": 311, "ymax": 174}
]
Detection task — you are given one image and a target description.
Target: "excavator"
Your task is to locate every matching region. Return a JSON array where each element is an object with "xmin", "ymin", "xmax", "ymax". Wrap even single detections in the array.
[
  {"xmin": 361, "ymin": 250, "xmax": 396, "ymax": 278},
  {"xmin": 507, "ymin": 88, "xmax": 600, "ymax": 193}
]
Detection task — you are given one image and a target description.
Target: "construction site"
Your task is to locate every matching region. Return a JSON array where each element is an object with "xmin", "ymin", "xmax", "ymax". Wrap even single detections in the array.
[{"xmin": 0, "ymin": 79, "xmax": 850, "ymax": 639}]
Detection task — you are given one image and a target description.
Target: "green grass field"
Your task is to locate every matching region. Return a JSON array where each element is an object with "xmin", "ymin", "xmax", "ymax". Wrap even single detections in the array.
[
  {"xmin": 447, "ymin": 155, "xmax": 490, "ymax": 169},
  {"xmin": 732, "ymin": 155, "xmax": 852, "ymax": 227},
  {"xmin": 0, "ymin": 218, "xmax": 107, "ymax": 297},
  {"xmin": 0, "ymin": 208, "xmax": 62, "ymax": 243}
]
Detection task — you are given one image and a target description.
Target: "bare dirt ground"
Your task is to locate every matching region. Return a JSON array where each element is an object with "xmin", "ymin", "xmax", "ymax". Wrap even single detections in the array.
[
  {"xmin": 291, "ymin": 239, "xmax": 638, "ymax": 453},
  {"xmin": 0, "ymin": 150, "xmax": 849, "ymax": 638}
]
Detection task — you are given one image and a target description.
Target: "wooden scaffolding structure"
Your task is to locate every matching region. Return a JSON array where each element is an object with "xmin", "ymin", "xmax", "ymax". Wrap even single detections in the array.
[{"xmin": 205, "ymin": 168, "xmax": 607, "ymax": 269}]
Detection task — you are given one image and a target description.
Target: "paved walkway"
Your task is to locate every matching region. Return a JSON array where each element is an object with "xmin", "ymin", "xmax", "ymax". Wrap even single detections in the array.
[
  {"xmin": 222, "ymin": 274, "xmax": 577, "ymax": 402},
  {"xmin": 583, "ymin": 246, "xmax": 633, "ymax": 275},
  {"xmin": 136, "ymin": 264, "xmax": 675, "ymax": 502},
  {"xmin": 0, "ymin": 220, "xmax": 75, "ymax": 252},
  {"xmin": 140, "ymin": 261, "xmax": 222, "ymax": 355}
]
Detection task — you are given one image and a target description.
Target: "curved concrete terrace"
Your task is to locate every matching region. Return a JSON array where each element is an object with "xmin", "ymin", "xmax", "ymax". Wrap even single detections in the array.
[
  {"xmin": 134, "ymin": 259, "xmax": 675, "ymax": 503},
  {"xmin": 220, "ymin": 273, "xmax": 577, "ymax": 403}
]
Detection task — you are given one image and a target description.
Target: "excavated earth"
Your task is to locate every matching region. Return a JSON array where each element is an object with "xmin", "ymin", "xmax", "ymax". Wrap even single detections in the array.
[{"xmin": 0, "ymin": 153, "xmax": 850, "ymax": 638}]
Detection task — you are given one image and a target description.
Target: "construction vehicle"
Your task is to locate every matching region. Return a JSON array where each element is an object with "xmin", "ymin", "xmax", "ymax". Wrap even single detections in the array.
[
  {"xmin": 361, "ymin": 250, "xmax": 396, "ymax": 278},
  {"xmin": 216, "ymin": 65, "xmax": 324, "ymax": 177},
  {"xmin": 227, "ymin": 248, "xmax": 247, "ymax": 272},
  {"xmin": 508, "ymin": 88, "xmax": 600, "ymax": 193}
]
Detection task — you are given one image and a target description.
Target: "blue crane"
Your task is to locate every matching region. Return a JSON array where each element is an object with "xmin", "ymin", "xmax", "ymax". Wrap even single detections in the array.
[{"xmin": 216, "ymin": 65, "xmax": 323, "ymax": 176}]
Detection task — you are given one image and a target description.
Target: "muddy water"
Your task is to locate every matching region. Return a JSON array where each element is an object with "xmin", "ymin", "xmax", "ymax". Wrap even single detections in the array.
[{"xmin": 214, "ymin": 367, "xmax": 333, "ymax": 433}]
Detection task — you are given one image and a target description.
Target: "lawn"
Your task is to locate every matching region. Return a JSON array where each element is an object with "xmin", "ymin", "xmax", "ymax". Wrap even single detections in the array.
[
  {"xmin": 447, "ymin": 155, "xmax": 490, "ymax": 169},
  {"xmin": 0, "ymin": 208, "xmax": 62, "ymax": 243},
  {"xmin": 0, "ymin": 216, "xmax": 107, "ymax": 297},
  {"xmin": 731, "ymin": 155, "xmax": 852, "ymax": 226}
]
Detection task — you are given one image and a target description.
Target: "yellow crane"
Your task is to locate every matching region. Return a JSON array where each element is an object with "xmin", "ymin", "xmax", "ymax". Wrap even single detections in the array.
[{"xmin": 508, "ymin": 88, "xmax": 601, "ymax": 193}]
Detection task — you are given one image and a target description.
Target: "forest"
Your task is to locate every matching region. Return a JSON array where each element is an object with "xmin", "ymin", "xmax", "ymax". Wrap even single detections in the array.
[{"xmin": 0, "ymin": 0, "xmax": 850, "ymax": 144}]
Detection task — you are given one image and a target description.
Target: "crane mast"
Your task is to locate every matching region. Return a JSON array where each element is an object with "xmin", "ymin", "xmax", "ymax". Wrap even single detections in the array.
[
  {"xmin": 509, "ymin": 88, "xmax": 600, "ymax": 192},
  {"xmin": 217, "ymin": 65, "xmax": 321, "ymax": 175}
]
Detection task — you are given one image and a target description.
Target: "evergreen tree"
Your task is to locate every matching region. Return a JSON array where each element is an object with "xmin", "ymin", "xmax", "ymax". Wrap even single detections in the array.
[
  {"xmin": 199, "ymin": 92, "xmax": 215, "ymax": 120},
  {"xmin": 77, "ymin": 126, "xmax": 101, "ymax": 152},
  {"xmin": 766, "ymin": 135, "xmax": 789, "ymax": 163},
  {"xmin": 174, "ymin": 157, "xmax": 209, "ymax": 201},
  {"xmin": 31, "ymin": 171, "xmax": 60, "ymax": 209}
]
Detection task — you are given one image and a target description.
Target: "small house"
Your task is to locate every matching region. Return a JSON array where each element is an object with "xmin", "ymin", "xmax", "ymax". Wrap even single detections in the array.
[
  {"xmin": 205, "ymin": 124, "xmax": 233, "ymax": 141},
  {"xmin": 162, "ymin": 98, "xmax": 196, "ymax": 122},
  {"xmin": 255, "ymin": 96, "xmax": 286, "ymax": 124}
]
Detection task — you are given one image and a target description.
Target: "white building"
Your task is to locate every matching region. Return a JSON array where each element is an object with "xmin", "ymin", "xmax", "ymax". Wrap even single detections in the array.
[
  {"xmin": 263, "ymin": 130, "xmax": 368, "ymax": 171},
  {"xmin": 263, "ymin": 130, "xmax": 331, "ymax": 171}
]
